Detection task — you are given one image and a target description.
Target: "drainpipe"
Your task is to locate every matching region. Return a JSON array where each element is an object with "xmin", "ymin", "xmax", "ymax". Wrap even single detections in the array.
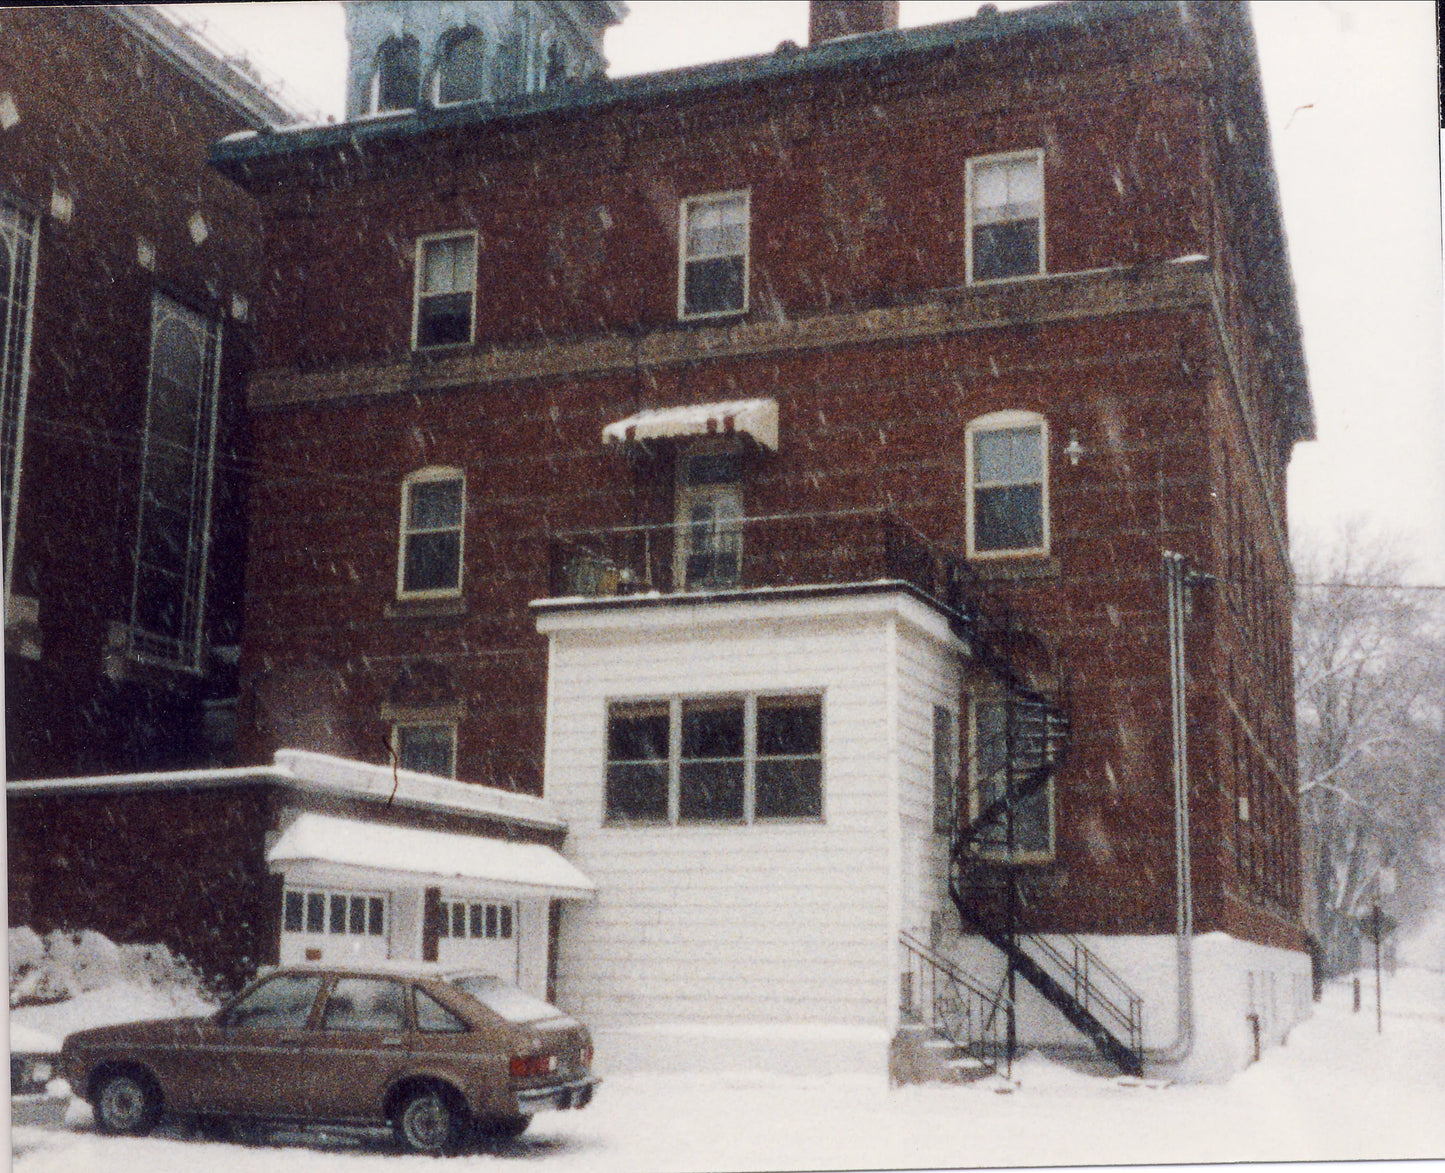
[{"xmin": 1148, "ymin": 551, "xmax": 1195, "ymax": 1064}]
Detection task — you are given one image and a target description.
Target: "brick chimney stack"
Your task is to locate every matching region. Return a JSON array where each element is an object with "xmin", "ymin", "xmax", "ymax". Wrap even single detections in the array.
[{"xmin": 808, "ymin": 1, "xmax": 900, "ymax": 46}]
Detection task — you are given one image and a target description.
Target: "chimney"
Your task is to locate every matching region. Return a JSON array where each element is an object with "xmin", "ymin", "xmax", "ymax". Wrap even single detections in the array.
[{"xmin": 808, "ymin": 1, "xmax": 900, "ymax": 46}]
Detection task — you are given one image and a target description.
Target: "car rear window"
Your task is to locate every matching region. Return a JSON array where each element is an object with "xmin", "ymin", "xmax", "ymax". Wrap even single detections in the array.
[{"xmin": 449, "ymin": 975, "xmax": 566, "ymax": 1024}]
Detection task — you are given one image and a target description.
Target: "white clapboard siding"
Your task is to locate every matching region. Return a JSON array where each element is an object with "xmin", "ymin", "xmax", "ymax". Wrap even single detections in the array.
[{"xmin": 538, "ymin": 589, "xmax": 965, "ymax": 1032}]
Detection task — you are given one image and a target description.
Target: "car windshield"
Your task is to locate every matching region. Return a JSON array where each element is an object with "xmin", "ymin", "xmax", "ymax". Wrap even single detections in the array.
[{"xmin": 449, "ymin": 975, "xmax": 566, "ymax": 1024}]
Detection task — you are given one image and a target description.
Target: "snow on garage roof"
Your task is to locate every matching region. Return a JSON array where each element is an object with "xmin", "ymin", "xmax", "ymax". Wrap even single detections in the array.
[
  {"xmin": 268, "ymin": 813, "xmax": 595, "ymax": 900},
  {"xmin": 602, "ymin": 398, "xmax": 778, "ymax": 452}
]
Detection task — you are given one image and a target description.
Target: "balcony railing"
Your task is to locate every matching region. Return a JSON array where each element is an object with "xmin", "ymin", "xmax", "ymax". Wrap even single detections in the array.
[{"xmin": 546, "ymin": 508, "xmax": 975, "ymax": 612}]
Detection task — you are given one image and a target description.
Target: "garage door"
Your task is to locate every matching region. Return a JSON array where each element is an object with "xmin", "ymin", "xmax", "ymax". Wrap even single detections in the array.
[{"xmin": 436, "ymin": 897, "xmax": 519, "ymax": 979}]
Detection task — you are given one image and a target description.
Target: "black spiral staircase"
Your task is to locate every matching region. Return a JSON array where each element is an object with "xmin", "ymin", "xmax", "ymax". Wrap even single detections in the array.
[{"xmin": 887, "ymin": 520, "xmax": 1145, "ymax": 1078}]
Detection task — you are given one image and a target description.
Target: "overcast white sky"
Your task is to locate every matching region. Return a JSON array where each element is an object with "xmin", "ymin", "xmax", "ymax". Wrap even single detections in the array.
[{"xmin": 168, "ymin": 0, "xmax": 1445, "ymax": 582}]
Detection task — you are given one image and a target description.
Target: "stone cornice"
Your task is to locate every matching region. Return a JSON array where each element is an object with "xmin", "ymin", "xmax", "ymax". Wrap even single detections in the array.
[{"xmin": 249, "ymin": 261, "xmax": 1214, "ymax": 411}]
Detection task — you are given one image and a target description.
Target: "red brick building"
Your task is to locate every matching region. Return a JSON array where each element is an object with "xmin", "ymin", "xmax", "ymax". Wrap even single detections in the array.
[
  {"xmin": 207, "ymin": 0, "xmax": 1309, "ymax": 1078},
  {"xmin": 2, "ymin": 7, "xmax": 292, "ymax": 779}
]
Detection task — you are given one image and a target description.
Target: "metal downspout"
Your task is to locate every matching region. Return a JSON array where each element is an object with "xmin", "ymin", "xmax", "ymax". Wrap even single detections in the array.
[{"xmin": 1148, "ymin": 551, "xmax": 1195, "ymax": 1064}]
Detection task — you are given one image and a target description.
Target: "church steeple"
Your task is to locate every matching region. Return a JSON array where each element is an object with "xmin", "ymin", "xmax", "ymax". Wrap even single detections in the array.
[{"xmin": 343, "ymin": 1, "xmax": 626, "ymax": 120}]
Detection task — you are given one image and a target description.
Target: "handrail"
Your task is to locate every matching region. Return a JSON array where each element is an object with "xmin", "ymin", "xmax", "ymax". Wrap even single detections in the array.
[
  {"xmin": 1015, "ymin": 931, "xmax": 1143, "ymax": 1055},
  {"xmin": 898, "ymin": 931, "xmax": 1011, "ymax": 1066}
]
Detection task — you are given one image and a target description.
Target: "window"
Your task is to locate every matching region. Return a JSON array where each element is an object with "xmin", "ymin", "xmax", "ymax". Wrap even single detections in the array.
[
  {"xmin": 397, "ymin": 468, "xmax": 464, "ymax": 598},
  {"xmin": 371, "ymin": 35, "xmax": 420, "ymax": 112},
  {"xmin": 416, "ymin": 989, "xmax": 467, "ymax": 1033},
  {"xmin": 678, "ymin": 191, "xmax": 749, "ymax": 319},
  {"xmin": 437, "ymin": 899, "xmax": 514, "ymax": 941},
  {"xmin": 223, "ymin": 973, "xmax": 323, "ymax": 1030},
  {"xmin": 413, "ymin": 232, "xmax": 476, "ymax": 349},
  {"xmin": 393, "ymin": 722, "xmax": 457, "ymax": 777},
  {"xmin": 606, "ymin": 694, "xmax": 823, "ymax": 824},
  {"xmin": 129, "ymin": 294, "xmax": 221, "ymax": 670},
  {"xmin": 434, "ymin": 28, "xmax": 486, "ymax": 105},
  {"xmin": 967, "ymin": 150, "xmax": 1044, "ymax": 283},
  {"xmin": 966, "ymin": 411, "xmax": 1048, "ymax": 557},
  {"xmin": 675, "ymin": 445, "xmax": 744, "ymax": 590},
  {"xmin": 932, "ymin": 705, "xmax": 957, "ymax": 834},
  {"xmin": 1, "ymin": 200, "xmax": 38, "ymax": 608},
  {"xmin": 969, "ymin": 698, "xmax": 1054, "ymax": 860},
  {"xmin": 322, "ymin": 978, "xmax": 406, "ymax": 1032},
  {"xmin": 283, "ymin": 886, "xmax": 388, "ymax": 938}
]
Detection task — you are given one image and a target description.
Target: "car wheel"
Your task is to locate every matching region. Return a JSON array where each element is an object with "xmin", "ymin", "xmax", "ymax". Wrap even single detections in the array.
[
  {"xmin": 94, "ymin": 1070, "xmax": 161, "ymax": 1136},
  {"xmin": 477, "ymin": 1113, "xmax": 531, "ymax": 1141},
  {"xmin": 394, "ymin": 1086, "xmax": 465, "ymax": 1155}
]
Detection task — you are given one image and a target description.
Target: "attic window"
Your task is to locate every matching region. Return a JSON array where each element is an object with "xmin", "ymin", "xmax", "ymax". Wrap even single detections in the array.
[
  {"xmin": 967, "ymin": 151, "xmax": 1044, "ymax": 283},
  {"xmin": 371, "ymin": 36, "xmax": 420, "ymax": 112},
  {"xmin": 434, "ymin": 28, "xmax": 486, "ymax": 105}
]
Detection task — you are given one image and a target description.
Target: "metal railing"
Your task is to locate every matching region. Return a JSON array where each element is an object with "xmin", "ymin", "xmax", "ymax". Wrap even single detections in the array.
[
  {"xmin": 1016, "ymin": 930, "xmax": 1144, "ymax": 1058},
  {"xmin": 898, "ymin": 930, "xmax": 1010, "ymax": 1065}
]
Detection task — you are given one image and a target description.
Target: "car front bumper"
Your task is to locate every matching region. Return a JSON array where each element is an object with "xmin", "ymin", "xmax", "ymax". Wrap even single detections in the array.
[{"xmin": 514, "ymin": 1075, "xmax": 600, "ymax": 1114}]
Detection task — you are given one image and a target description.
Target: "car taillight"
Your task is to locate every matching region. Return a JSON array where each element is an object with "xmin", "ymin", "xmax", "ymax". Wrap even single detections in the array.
[{"xmin": 509, "ymin": 1053, "xmax": 559, "ymax": 1079}]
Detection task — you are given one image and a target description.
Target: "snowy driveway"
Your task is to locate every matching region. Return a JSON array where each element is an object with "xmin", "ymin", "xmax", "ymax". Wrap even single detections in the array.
[{"xmin": 13, "ymin": 968, "xmax": 1445, "ymax": 1171}]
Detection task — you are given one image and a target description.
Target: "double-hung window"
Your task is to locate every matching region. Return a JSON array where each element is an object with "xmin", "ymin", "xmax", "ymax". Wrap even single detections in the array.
[
  {"xmin": 398, "ymin": 468, "xmax": 465, "ymax": 598},
  {"xmin": 970, "ymin": 698, "xmax": 1054, "ymax": 860},
  {"xmin": 678, "ymin": 191, "xmax": 749, "ymax": 319},
  {"xmin": 413, "ymin": 232, "xmax": 476, "ymax": 349},
  {"xmin": 966, "ymin": 411, "xmax": 1048, "ymax": 557},
  {"xmin": 967, "ymin": 150, "xmax": 1044, "ymax": 283},
  {"xmin": 606, "ymin": 694, "xmax": 823, "ymax": 824}
]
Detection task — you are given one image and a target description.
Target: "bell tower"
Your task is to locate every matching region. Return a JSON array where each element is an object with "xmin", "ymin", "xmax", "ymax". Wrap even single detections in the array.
[{"xmin": 343, "ymin": 1, "xmax": 626, "ymax": 120}]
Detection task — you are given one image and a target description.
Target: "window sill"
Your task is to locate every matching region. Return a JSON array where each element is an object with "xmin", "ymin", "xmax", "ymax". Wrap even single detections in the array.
[
  {"xmin": 966, "ymin": 555, "xmax": 1060, "ymax": 582},
  {"xmin": 385, "ymin": 596, "xmax": 467, "ymax": 620}
]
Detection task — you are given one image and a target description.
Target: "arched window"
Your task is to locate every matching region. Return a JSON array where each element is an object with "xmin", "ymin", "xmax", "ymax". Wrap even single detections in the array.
[
  {"xmin": 371, "ymin": 35, "xmax": 420, "ymax": 112},
  {"xmin": 965, "ymin": 410, "xmax": 1049, "ymax": 557},
  {"xmin": 434, "ymin": 28, "xmax": 486, "ymax": 106},
  {"xmin": 544, "ymin": 42, "xmax": 567, "ymax": 89}
]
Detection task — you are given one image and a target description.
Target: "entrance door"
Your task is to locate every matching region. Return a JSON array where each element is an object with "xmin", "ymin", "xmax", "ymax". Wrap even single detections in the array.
[
  {"xmin": 675, "ymin": 446, "xmax": 743, "ymax": 591},
  {"xmin": 436, "ymin": 897, "xmax": 519, "ymax": 979}
]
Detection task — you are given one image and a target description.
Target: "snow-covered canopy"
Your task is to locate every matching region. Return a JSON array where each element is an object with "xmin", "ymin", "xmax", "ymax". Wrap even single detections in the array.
[
  {"xmin": 602, "ymin": 398, "xmax": 778, "ymax": 452},
  {"xmin": 267, "ymin": 813, "xmax": 596, "ymax": 900}
]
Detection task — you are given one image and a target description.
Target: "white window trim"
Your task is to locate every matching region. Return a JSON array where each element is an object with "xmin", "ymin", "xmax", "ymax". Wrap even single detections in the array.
[
  {"xmin": 283, "ymin": 885, "xmax": 390, "ymax": 938},
  {"xmin": 964, "ymin": 409, "xmax": 1050, "ymax": 559},
  {"xmin": 965, "ymin": 149, "xmax": 1046, "ymax": 285},
  {"xmin": 2, "ymin": 200, "xmax": 39, "ymax": 613},
  {"xmin": 968, "ymin": 697, "xmax": 1056, "ymax": 863},
  {"xmin": 677, "ymin": 189, "xmax": 751, "ymax": 321},
  {"xmin": 396, "ymin": 466, "xmax": 466, "ymax": 600},
  {"xmin": 437, "ymin": 896, "xmax": 515, "ymax": 941},
  {"xmin": 411, "ymin": 230, "xmax": 478, "ymax": 350},
  {"xmin": 605, "ymin": 691, "xmax": 825, "ymax": 826},
  {"xmin": 391, "ymin": 720, "xmax": 459, "ymax": 778}
]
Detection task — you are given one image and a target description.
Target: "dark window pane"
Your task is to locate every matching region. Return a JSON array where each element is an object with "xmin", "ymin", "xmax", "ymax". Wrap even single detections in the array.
[
  {"xmin": 486, "ymin": 905, "xmax": 498, "ymax": 938},
  {"xmin": 403, "ymin": 531, "xmax": 462, "ymax": 592},
  {"xmin": 755, "ymin": 759, "xmax": 823, "ymax": 819},
  {"xmin": 330, "ymin": 894, "xmax": 347, "ymax": 934},
  {"xmin": 284, "ymin": 892, "xmax": 304, "ymax": 933},
  {"xmin": 416, "ymin": 989, "xmax": 467, "ymax": 1033},
  {"xmin": 500, "ymin": 905, "xmax": 513, "ymax": 938},
  {"xmin": 349, "ymin": 895, "xmax": 366, "ymax": 935},
  {"xmin": 974, "ymin": 484, "xmax": 1043, "ymax": 552},
  {"xmin": 397, "ymin": 724, "xmax": 454, "ymax": 776},
  {"xmin": 306, "ymin": 893, "xmax": 325, "ymax": 933},
  {"xmin": 684, "ymin": 256, "xmax": 745, "ymax": 316},
  {"xmin": 681, "ymin": 702, "xmax": 744, "ymax": 759},
  {"xmin": 757, "ymin": 697, "xmax": 821, "ymax": 756},
  {"xmin": 376, "ymin": 36, "xmax": 420, "ymax": 110},
  {"xmin": 972, "ymin": 218, "xmax": 1040, "ymax": 281},
  {"xmin": 679, "ymin": 760, "xmax": 745, "ymax": 821},
  {"xmin": 685, "ymin": 453, "xmax": 741, "ymax": 486},
  {"xmin": 469, "ymin": 904, "xmax": 482, "ymax": 939},
  {"xmin": 451, "ymin": 902, "xmax": 466, "ymax": 938},
  {"xmin": 608, "ymin": 708, "xmax": 668, "ymax": 762},
  {"xmin": 933, "ymin": 706, "xmax": 956, "ymax": 834},
  {"xmin": 323, "ymin": 978, "xmax": 406, "ymax": 1032},
  {"xmin": 606, "ymin": 762, "xmax": 668, "ymax": 820},
  {"xmin": 417, "ymin": 292, "xmax": 472, "ymax": 346},
  {"xmin": 369, "ymin": 897, "xmax": 386, "ymax": 935},
  {"xmin": 227, "ymin": 974, "xmax": 322, "ymax": 1030},
  {"xmin": 437, "ymin": 32, "xmax": 486, "ymax": 104},
  {"xmin": 408, "ymin": 479, "xmax": 462, "ymax": 529}
]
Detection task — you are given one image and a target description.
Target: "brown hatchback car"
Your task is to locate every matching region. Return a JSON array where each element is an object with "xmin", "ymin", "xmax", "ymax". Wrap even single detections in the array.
[{"xmin": 59, "ymin": 963, "xmax": 598, "ymax": 1154}]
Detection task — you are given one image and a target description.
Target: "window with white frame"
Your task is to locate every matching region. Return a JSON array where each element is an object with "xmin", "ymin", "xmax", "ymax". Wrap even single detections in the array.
[
  {"xmin": 969, "ymin": 698, "xmax": 1054, "ymax": 860},
  {"xmin": 606, "ymin": 693, "xmax": 823, "ymax": 824},
  {"xmin": 393, "ymin": 721, "xmax": 457, "ymax": 777},
  {"xmin": 1, "ymin": 199, "xmax": 38, "ymax": 609},
  {"xmin": 433, "ymin": 27, "xmax": 486, "ymax": 105},
  {"xmin": 371, "ymin": 35, "xmax": 420, "ymax": 112},
  {"xmin": 675, "ymin": 444, "xmax": 744, "ymax": 591},
  {"xmin": 966, "ymin": 411, "xmax": 1048, "ymax": 557},
  {"xmin": 397, "ymin": 468, "xmax": 465, "ymax": 598},
  {"xmin": 932, "ymin": 705, "xmax": 957, "ymax": 834},
  {"xmin": 413, "ymin": 232, "xmax": 476, "ymax": 349},
  {"xmin": 283, "ymin": 886, "xmax": 389, "ymax": 938},
  {"xmin": 967, "ymin": 150, "xmax": 1044, "ymax": 283},
  {"xmin": 437, "ymin": 898, "xmax": 514, "ymax": 942},
  {"xmin": 678, "ymin": 191, "xmax": 749, "ymax": 319},
  {"xmin": 130, "ymin": 293, "xmax": 221, "ymax": 670}
]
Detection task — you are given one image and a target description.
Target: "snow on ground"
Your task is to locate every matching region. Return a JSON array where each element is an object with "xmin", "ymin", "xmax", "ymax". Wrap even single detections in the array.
[{"xmin": 10, "ymin": 960, "xmax": 1445, "ymax": 1172}]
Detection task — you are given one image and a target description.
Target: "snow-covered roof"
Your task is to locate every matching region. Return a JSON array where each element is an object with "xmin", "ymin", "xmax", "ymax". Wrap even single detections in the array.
[
  {"xmin": 603, "ymin": 398, "xmax": 778, "ymax": 453},
  {"xmin": 7, "ymin": 749, "xmax": 567, "ymax": 833},
  {"xmin": 268, "ymin": 813, "xmax": 595, "ymax": 900}
]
